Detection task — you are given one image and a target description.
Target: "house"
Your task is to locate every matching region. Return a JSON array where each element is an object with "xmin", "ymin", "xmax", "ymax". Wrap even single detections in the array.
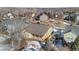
[{"xmin": 64, "ymin": 26, "xmax": 79, "ymax": 43}]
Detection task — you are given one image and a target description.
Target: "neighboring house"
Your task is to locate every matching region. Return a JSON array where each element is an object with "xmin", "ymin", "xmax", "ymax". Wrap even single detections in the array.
[
  {"xmin": 64, "ymin": 26, "xmax": 79, "ymax": 50},
  {"xmin": 64, "ymin": 26, "xmax": 79, "ymax": 43}
]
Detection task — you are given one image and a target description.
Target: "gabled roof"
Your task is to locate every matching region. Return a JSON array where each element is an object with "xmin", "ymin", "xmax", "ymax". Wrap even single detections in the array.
[
  {"xmin": 25, "ymin": 24, "xmax": 51, "ymax": 37},
  {"xmin": 64, "ymin": 32, "xmax": 77, "ymax": 43},
  {"xmin": 64, "ymin": 26, "xmax": 79, "ymax": 43}
]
